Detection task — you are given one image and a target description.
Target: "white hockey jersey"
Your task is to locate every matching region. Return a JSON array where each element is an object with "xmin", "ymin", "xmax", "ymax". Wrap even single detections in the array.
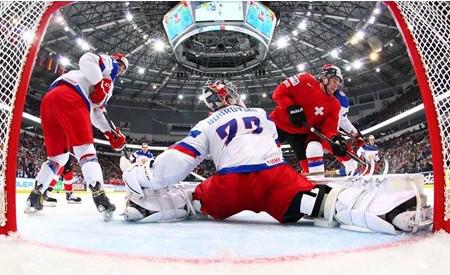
[
  {"xmin": 357, "ymin": 144, "xmax": 380, "ymax": 162},
  {"xmin": 49, "ymin": 52, "xmax": 121, "ymax": 132},
  {"xmin": 171, "ymin": 105, "xmax": 285, "ymax": 174},
  {"xmin": 334, "ymin": 90, "xmax": 357, "ymax": 135}
]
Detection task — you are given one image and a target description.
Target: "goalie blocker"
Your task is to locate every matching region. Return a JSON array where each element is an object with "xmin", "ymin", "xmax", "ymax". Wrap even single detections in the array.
[{"xmin": 120, "ymin": 157, "xmax": 432, "ymax": 234}]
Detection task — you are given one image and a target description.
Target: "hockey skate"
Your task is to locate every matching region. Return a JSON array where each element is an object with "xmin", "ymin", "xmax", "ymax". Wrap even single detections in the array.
[
  {"xmin": 66, "ymin": 191, "xmax": 82, "ymax": 204},
  {"xmin": 24, "ymin": 184, "xmax": 44, "ymax": 213},
  {"xmin": 89, "ymin": 182, "xmax": 116, "ymax": 221},
  {"xmin": 43, "ymin": 189, "xmax": 57, "ymax": 207}
]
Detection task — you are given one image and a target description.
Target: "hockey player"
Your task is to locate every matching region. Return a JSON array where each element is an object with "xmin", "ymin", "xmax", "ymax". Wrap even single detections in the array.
[
  {"xmin": 119, "ymin": 80, "xmax": 433, "ymax": 234},
  {"xmin": 334, "ymin": 88, "xmax": 365, "ymax": 174},
  {"xmin": 122, "ymin": 79, "xmax": 319, "ymax": 224},
  {"xmin": 129, "ymin": 142, "xmax": 154, "ymax": 165},
  {"xmin": 43, "ymin": 155, "xmax": 82, "ymax": 205},
  {"xmin": 270, "ymin": 64, "xmax": 350, "ymax": 175},
  {"xmin": 357, "ymin": 135, "xmax": 380, "ymax": 162},
  {"xmin": 25, "ymin": 52, "xmax": 129, "ymax": 220}
]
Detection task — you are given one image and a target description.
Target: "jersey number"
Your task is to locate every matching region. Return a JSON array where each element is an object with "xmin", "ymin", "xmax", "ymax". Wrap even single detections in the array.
[{"xmin": 216, "ymin": 116, "xmax": 263, "ymax": 145}]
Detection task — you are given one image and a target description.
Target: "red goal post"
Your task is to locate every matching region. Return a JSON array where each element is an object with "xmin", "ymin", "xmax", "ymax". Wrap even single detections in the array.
[{"xmin": 0, "ymin": 2, "xmax": 449, "ymax": 234}]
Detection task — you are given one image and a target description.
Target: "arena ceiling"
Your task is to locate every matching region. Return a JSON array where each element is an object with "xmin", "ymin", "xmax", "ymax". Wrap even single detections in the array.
[{"xmin": 31, "ymin": 1, "xmax": 412, "ymax": 111}]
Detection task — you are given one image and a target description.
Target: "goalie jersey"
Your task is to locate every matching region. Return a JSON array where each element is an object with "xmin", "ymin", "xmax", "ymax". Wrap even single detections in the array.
[{"xmin": 170, "ymin": 106, "xmax": 285, "ymax": 174}]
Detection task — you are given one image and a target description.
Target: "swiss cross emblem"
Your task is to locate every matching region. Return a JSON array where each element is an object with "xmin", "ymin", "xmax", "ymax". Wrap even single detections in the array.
[{"xmin": 314, "ymin": 106, "xmax": 324, "ymax": 116}]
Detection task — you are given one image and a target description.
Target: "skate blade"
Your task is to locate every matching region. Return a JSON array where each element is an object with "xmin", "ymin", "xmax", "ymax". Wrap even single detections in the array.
[
  {"xmin": 24, "ymin": 205, "xmax": 37, "ymax": 214},
  {"xmin": 43, "ymin": 202, "xmax": 57, "ymax": 207},
  {"xmin": 103, "ymin": 210, "xmax": 114, "ymax": 222},
  {"xmin": 67, "ymin": 200, "xmax": 82, "ymax": 204}
]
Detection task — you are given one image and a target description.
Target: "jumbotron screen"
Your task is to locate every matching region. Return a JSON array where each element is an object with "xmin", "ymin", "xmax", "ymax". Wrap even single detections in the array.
[
  {"xmin": 245, "ymin": 1, "xmax": 277, "ymax": 40},
  {"xmin": 192, "ymin": 1, "xmax": 244, "ymax": 22},
  {"xmin": 162, "ymin": 2, "xmax": 194, "ymax": 41}
]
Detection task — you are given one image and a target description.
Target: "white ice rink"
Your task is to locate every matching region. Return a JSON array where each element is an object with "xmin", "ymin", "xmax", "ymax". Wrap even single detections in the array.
[{"xmin": 1, "ymin": 190, "xmax": 450, "ymax": 275}]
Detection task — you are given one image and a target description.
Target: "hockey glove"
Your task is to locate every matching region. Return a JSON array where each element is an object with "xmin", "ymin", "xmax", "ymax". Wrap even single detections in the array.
[
  {"xmin": 287, "ymin": 105, "xmax": 307, "ymax": 127},
  {"xmin": 90, "ymin": 78, "xmax": 112, "ymax": 105},
  {"xmin": 104, "ymin": 128, "xmax": 126, "ymax": 151},
  {"xmin": 331, "ymin": 135, "xmax": 348, "ymax": 157}
]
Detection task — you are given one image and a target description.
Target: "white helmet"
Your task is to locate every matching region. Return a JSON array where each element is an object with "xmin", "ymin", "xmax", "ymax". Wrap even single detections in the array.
[
  {"xmin": 202, "ymin": 80, "xmax": 243, "ymax": 111},
  {"xmin": 111, "ymin": 52, "xmax": 129, "ymax": 73},
  {"xmin": 320, "ymin": 63, "xmax": 344, "ymax": 85}
]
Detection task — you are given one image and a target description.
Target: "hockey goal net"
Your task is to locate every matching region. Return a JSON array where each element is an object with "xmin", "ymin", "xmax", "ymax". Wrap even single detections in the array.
[
  {"xmin": 0, "ymin": 2, "xmax": 449, "ymax": 234},
  {"xmin": 0, "ymin": 2, "xmax": 68, "ymax": 234}
]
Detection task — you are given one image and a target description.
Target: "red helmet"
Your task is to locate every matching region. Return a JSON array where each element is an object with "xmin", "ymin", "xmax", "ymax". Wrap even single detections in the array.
[
  {"xmin": 111, "ymin": 52, "xmax": 129, "ymax": 73},
  {"xmin": 201, "ymin": 80, "xmax": 244, "ymax": 111},
  {"xmin": 320, "ymin": 64, "xmax": 343, "ymax": 84}
]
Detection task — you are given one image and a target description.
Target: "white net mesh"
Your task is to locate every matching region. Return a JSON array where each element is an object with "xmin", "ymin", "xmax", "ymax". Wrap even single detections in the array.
[
  {"xmin": 395, "ymin": 2, "xmax": 450, "ymax": 220},
  {"xmin": 0, "ymin": 2, "xmax": 50, "ymax": 227}
]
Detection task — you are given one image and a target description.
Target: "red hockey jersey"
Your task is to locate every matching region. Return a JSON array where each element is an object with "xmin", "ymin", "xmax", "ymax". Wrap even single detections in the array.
[{"xmin": 270, "ymin": 72, "xmax": 340, "ymax": 139}]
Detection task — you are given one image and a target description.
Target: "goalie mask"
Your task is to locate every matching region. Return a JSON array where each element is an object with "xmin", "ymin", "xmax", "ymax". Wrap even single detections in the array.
[
  {"xmin": 202, "ymin": 80, "xmax": 244, "ymax": 111},
  {"xmin": 111, "ymin": 52, "xmax": 129, "ymax": 75}
]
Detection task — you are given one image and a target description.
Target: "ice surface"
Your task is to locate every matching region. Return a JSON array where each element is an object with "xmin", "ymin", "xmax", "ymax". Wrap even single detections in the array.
[{"xmin": 1, "ymin": 190, "xmax": 449, "ymax": 275}]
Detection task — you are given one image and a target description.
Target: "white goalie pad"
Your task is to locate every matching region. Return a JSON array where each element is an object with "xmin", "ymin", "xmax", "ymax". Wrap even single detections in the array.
[
  {"xmin": 124, "ymin": 183, "xmax": 201, "ymax": 223},
  {"xmin": 312, "ymin": 174, "xmax": 432, "ymax": 234}
]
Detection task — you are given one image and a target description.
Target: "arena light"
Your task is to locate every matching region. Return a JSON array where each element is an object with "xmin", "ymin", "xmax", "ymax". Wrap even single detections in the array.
[
  {"xmin": 347, "ymin": 78, "xmax": 352, "ymax": 82},
  {"xmin": 292, "ymin": 30, "xmax": 298, "ymax": 36},
  {"xmin": 262, "ymin": 93, "xmax": 267, "ymax": 98},
  {"xmin": 143, "ymin": 34, "xmax": 148, "ymax": 39},
  {"xmin": 64, "ymin": 26, "xmax": 70, "ymax": 32},
  {"xmin": 373, "ymin": 7, "xmax": 381, "ymax": 15},
  {"xmin": 306, "ymin": 11, "xmax": 312, "ymax": 17},
  {"xmin": 352, "ymin": 59, "xmax": 363, "ymax": 69},
  {"xmin": 297, "ymin": 63, "xmax": 305, "ymax": 71},
  {"xmin": 55, "ymin": 15, "xmax": 64, "ymax": 24},
  {"xmin": 369, "ymin": 51, "xmax": 379, "ymax": 61},
  {"xmin": 350, "ymin": 30, "xmax": 365, "ymax": 45},
  {"xmin": 376, "ymin": 67, "xmax": 381, "ymax": 73},
  {"xmin": 198, "ymin": 94, "xmax": 204, "ymax": 101},
  {"xmin": 344, "ymin": 64, "xmax": 352, "ymax": 72},
  {"xmin": 178, "ymin": 94, "xmax": 184, "ymax": 100},
  {"xmin": 298, "ymin": 20, "xmax": 307, "ymax": 31},
  {"xmin": 276, "ymin": 36, "xmax": 289, "ymax": 49},
  {"xmin": 138, "ymin": 67, "xmax": 145, "ymax": 74},
  {"xmin": 59, "ymin": 56, "xmax": 70, "ymax": 66},
  {"xmin": 125, "ymin": 12, "xmax": 133, "ymax": 21},
  {"xmin": 152, "ymin": 84, "xmax": 157, "ymax": 89},
  {"xmin": 368, "ymin": 16, "xmax": 376, "ymax": 24},
  {"xmin": 21, "ymin": 30, "xmax": 34, "ymax": 44},
  {"xmin": 240, "ymin": 94, "xmax": 247, "ymax": 100},
  {"xmin": 153, "ymin": 39, "xmax": 165, "ymax": 52},
  {"xmin": 76, "ymin": 38, "xmax": 90, "ymax": 51},
  {"xmin": 330, "ymin": 49, "xmax": 339, "ymax": 59},
  {"xmin": 389, "ymin": 42, "xmax": 394, "ymax": 47}
]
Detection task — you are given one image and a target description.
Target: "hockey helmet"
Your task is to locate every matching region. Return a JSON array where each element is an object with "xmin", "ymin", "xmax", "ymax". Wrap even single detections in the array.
[
  {"xmin": 320, "ymin": 64, "xmax": 343, "ymax": 85},
  {"xmin": 111, "ymin": 52, "xmax": 129, "ymax": 73},
  {"xmin": 202, "ymin": 80, "xmax": 243, "ymax": 111}
]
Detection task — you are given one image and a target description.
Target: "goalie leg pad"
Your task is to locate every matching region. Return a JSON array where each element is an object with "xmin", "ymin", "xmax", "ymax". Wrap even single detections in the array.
[
  {"xmin": 123, "ymin": 184, "xmax": 199, "ymax": 222},
  {"xmin": 321, "ymin": 174, "xmax": 431, "ymax": 234}
]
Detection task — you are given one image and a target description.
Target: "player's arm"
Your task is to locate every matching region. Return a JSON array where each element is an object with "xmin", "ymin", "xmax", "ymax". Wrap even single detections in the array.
[
  {"xmin": 339, "ymin": 106, "xmax": 358, "ymax": 136},
  {"xmin": 91, "ymin": 106, "xmax": 126, "ymax": 151},
  {"xmin": 272, "ymin": 77, "xmax": 296, "ymax": 108},
  {"xmin": 150, "ymin": 122, "xmax": 209, "ymax": 188},
  {"xmin": 79, "ymin": 53, "xmax": 113, "ymax": 105}
]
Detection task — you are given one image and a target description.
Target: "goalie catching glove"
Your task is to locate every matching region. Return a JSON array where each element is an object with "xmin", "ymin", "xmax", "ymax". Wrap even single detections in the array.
[
  {"xmin": 331, "ymin": 135, "xmax": 347, "ymax": 157},
  {"xmin": 287, "ymin": 105, "xmax": 307, "ymax": 127},
  {"xmin": 90, "ymin": 78, "xmax": 112, "ymax": 105},
  {"xmin": 104, "ymin": 128, "xmax": 126, "ymax": 151}
]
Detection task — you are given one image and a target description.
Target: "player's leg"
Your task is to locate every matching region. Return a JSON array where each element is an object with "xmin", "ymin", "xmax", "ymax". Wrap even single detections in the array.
[
  {"xmin": 192, "ymin": 173, "xmax": 244, "ymax": 220},
  {"xmin": 25, "ymin": 90, "xmax": 70, "ymax": 212},
  {"xmin": 63, "ymin": 170, "xmax": 81, "ymax": 203}
]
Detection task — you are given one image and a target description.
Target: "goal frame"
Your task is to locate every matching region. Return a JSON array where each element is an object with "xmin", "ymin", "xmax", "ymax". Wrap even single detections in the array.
[
  {"xmin": 0, "ymin": 1, "xmax": 70, "ymax": 235},
  {"xmin": 385, "ymin": 2, "xmax": 449, "ymax": 232},
  {"xmin": 1, "ymin": 1, "xmax": 449, "ymax": 234}
]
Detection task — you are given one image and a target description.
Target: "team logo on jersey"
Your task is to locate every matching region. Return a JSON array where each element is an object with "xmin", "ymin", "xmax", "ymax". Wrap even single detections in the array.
[
  {"xmin": 288, "ymin": 75, "xmax": 300, "ymax": 86},
  {"xmin": 314, "ymin": 106, "xmax": 324, "ymax": 116}
]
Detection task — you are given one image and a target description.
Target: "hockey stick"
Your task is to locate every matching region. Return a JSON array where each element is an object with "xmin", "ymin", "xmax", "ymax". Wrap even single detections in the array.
[
  {"xmin": 102, "ymin": 111, "xmax": 130, "ymax": 158},
  {"xmin": 309, "ymin": 127, "xmax": 367, "ymax": 166}
]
